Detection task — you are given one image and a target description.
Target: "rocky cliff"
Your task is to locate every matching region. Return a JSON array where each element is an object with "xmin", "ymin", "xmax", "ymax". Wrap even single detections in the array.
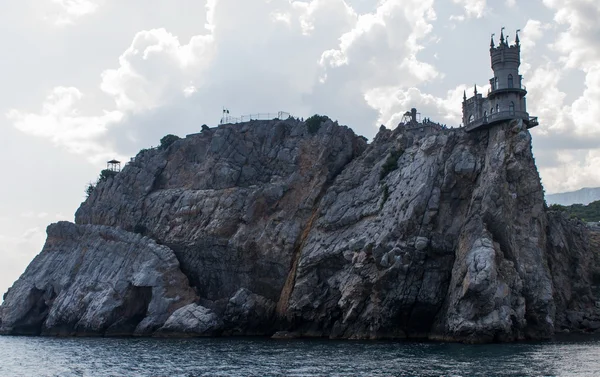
[{"xmin": 1, "ymin": 117, "xmax": 599, "ymax": 342}]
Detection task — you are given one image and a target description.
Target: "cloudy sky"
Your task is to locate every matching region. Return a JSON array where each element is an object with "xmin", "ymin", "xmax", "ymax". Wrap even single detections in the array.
[{"xmin": 1, "ymin": 0, "xmax": 599, "ymax": 298}]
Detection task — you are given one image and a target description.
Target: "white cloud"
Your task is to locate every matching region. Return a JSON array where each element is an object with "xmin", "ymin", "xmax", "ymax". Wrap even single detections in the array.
[
  {"xmin": 51, "ymin": 0, "xmax": 100, "ymax": 25},
  {"xmin": 545, "ymin": 0, "xmax": 600, "ymax": 70},
  {"xmin": 528, "ymin": 0, "xmax": 600, "ymax": 138},
  {"xmin": 540, "ymin": 150, "xmax": 600, "ymax": 193},
  {"xmin": 365, "ymin": 85, "xmax": 465, "ymax": 129},
  {"xmin": 527, "ymin": 62, "xmax": 567, "ymax": 133},
  {"xmin": 451, "ymin": 0, "xmax": 486, "ymax": 19},
  {"xmin": 6, "ymin": 87, "xmax": 123, "ymax": 162},
  {"xmin": 0, "ymin": 227, "xmax": 46, "ymax": 301},
  {"xmin": 520, "ymin": 20, "xmax": 548, "ymax": 53},
  {"xmin": 21, "ymin": 212, "xmax": 49, "ymax": 219},
  {"xmin": 100, "ymin": 28, "xmax": 215, "ymax": 112},
  {"xmin": 315, "ymin": 0, "xmax": 439, "ymax": 131},
  {"xmin": 524, "ymin": 0, "xmax": 600, "ymax": 193}
]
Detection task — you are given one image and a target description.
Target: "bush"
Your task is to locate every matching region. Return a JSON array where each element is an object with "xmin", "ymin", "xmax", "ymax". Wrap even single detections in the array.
[
  {"xmin": 379, "ymin": 148, "xmax": 404, "ymax": 180},
  {"xmin": 98, "ymin": 169, "xmax": 118, "ymax": 183},
  {"xmin": 160, "ymin": 134, "xmax": 180, "ymax": 149},
  {"xmin": 548, "ymin": 200, "xmax": 600, "ymax": 222},
  {"xmin": 85, "ymin": 182, "xmax": 96, "ymax": 198},
  {"xmin": 85, "ymin": 169, "xmax": 118, "ymax": 198},
  {"xmin": 305, "ymin": 114, "xmax": 329, "ymax": 134},
  {"xmin": 548, "ymin": 204, "xmax": 566, "ymax": 212}
]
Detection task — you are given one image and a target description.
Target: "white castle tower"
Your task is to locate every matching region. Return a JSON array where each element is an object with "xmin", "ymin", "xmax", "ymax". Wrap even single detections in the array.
[{"xmin": 462, "ymin": 28, "xmax": 538, "ymax": 132}]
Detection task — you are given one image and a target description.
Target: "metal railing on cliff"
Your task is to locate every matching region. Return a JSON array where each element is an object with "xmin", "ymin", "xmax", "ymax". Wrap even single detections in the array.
[{"xmin": 220, "ymin": 111, "xmax": 292, "ymax": 125}]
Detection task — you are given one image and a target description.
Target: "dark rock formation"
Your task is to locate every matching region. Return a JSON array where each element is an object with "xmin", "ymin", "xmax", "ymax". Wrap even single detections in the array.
[{"xmin": 1, "ymin": 117, "xmax": 598, "ymax": 342}]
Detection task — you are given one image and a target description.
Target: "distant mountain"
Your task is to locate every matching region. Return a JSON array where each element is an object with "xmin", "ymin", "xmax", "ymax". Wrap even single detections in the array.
[{"xmin": 546, "ymin": 187, "xmax": 600, "ymax": 206}]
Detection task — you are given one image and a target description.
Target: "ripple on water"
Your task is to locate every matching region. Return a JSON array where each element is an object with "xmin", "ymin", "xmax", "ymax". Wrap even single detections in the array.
[{"xmin": 0, "ymin": 336, "xmax": 600, "ymax": 377}]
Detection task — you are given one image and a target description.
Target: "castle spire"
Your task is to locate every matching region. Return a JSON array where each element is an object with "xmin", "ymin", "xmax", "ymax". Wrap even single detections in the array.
[
  {"xmin": 490, "ymin": 33, "xmax": 495, "ymax": 48},
  {"xmin": 500, "ymin": 27, "xmax": 505, "ymax": 45},
  {"xmin": 463, "ymin": 90, "xmax": 467, "ymax": 101},
  {"xmin": 474, "ymin": 84, "xmax": 478, "ymax": 95},
  {"xmin": 515, "ymin": 29, "xmax": 521, "ymax": 46}
]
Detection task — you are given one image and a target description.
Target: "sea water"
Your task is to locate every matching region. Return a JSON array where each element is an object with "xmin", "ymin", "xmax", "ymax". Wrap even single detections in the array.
[{"xmin": 0, "ymin": 335, "xmax": 599, "ymax": 376}]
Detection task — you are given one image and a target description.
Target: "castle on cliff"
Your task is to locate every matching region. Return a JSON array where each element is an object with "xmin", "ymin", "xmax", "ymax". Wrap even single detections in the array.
[
  {"xmin": 462, "ymin": 28, "xmax": 538, "ymax": 132},
  {"xmin": 400, "ymin": 28, "xmax": 538, "ymax": 134}
]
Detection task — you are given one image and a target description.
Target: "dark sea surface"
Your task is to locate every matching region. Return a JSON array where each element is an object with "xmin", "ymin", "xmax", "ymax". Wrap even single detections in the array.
[{"xmin": 0, "ymin": 336, "xmax": 599, "ymax": 377}]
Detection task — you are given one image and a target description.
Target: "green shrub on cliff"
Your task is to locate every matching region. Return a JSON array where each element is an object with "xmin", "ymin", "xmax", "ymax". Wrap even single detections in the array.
[
  {"xmin": 306, "ymin": 114, "xmax": 329, "ymax": 134},
  {"xmin": 380, "ymin": 148, "xmax": 404, "ymax": 180},
  {"xmin": 160, "ymin": 134, "xmax": 180, "ymax": 149},
  {"xmin": 85, "ymin": 182, "xmax": 96, "ymax": 198},
  {"xmin": 98, "ymin": 169, "xmax": 118, "ymax": 183},
  {"xmin": 549, "ymin": 201, "xmax": 600, "ymax": 222},
  {"xmin": 84, "ymin": 169, "xmax": 118, "ymax": 198}
]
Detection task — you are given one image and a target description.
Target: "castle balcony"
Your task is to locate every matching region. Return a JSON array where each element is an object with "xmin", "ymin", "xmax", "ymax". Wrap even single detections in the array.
[
  {"xmin": 465, "ymin": 110, "xmax": 538, "ymax": 132},
  {"xmin": 487, "ymin": 86, "xmax": 527, "ymax": 99}
]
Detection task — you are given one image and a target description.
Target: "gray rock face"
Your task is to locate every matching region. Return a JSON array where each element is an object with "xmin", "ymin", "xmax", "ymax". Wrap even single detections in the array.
[
  {"xmin": 223, "ymin": 288, "xmax": 276, "ymax": 335},
  {"xmin": 75, "ymin": 119, "xmax": 364, "ymax": 305},
  {"xmin": 0, "ymin": 222, "xmax": 196, "ymax": 336},
  {"xmin": 156, "ymin": 304, "xmax": 223, "ymax": 336},
  {"xmin": 1, "ymin": 118, "xmax": 598, "ymax": 342}
]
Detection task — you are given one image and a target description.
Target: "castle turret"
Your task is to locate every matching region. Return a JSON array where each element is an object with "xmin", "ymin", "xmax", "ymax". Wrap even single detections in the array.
[{"xmin": 462, "ymin": 28, "xmax": 538, "ymax": 132}]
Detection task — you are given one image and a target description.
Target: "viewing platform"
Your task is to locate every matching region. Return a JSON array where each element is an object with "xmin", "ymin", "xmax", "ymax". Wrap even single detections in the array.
[
  {"xmin": 465, "ymin": 110, "xmax": 539, "ymax": 132},
  {"xmin": 487, "ymin": 86, "xmax": 527, "ymax": 99}
]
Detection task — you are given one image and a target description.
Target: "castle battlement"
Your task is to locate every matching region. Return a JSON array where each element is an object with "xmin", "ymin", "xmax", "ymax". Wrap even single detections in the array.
[{"xmin": 463, "ymin": 28, "xmax": 538, "ymax": 132}]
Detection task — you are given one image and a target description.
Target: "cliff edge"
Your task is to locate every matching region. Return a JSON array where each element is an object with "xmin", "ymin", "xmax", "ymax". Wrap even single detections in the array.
[{"xmin": 1, "ymin": 117, "xmax": 598, "ymax": 342}]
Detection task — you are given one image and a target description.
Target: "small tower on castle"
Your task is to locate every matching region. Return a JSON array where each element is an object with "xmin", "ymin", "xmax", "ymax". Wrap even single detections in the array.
[
  {"xmin": 107, "ymin": 159, "xmax": 121, "ymax": 172},
  {"xmin": 462, "ymin": 28, "xmax": 538, "ymax": 132}
]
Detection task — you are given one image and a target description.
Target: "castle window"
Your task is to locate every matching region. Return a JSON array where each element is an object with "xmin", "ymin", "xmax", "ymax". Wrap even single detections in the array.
[
  {"xmin": 508, "ymin": 74, "xmax": 514, "ymax": 88},
  {"xmin": 509, "ymin": 102, "xmax": 515, "ymax": 115},
  {"xmin": 484, "ymin": 111, "xmax": 488, "ymax": 122},
  {"xmin": 496, "ymin": 104, "xmax": 499, "ymax": 113},
  {"xmin": 468, "ymin": 114, "xmax": 475, "ymax": 123},
  {"xmin": 494, "ymin": 77, "xmax": 498, "ymax": 90},
  {"xmin": 491, "ymin": 107, "xmax": 494, "ymax": 114}
]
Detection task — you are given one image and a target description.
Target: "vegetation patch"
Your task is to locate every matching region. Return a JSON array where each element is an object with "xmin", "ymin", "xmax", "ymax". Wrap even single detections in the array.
[
  {"xmin": 160, "ymin": 134, "xmax": 181, "ymax": 149},
  {"xmin": 85, "ymin": 169, "xmax": 119, "ymax": 198},
  {"xmin": 99, "ymin": 169, "xmax": 118, "ymax": 183},
  {"xmin": 305, "ymin": 114, "xmax": 329, "ymax": 134},
  {"xmin": 549, "ymin": 200, "xmax": 600, "ymax": 222},
  {"xmin": 85, "ymin": 182, "xmax": 96, "ymax": 198},
  {"xmin": 379, "ymin": 148, "xmax": 404, "ymax": 180}
]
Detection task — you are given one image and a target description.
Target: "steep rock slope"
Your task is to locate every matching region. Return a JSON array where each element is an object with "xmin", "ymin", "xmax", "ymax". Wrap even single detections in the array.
[
  {"xmin": 1, "ymin": 118, "xmax": 365, "ymax": 337},
  {"xmin": 1, "ymin": 118, "xmax": 598, "ymax": 342},
  {"xmin": 0, "ymin": 222, "xmax": 197, "ymax": 336},
  {"xmin": 284, "ymin": 120, "xmax": 557, "ymax": 342}
]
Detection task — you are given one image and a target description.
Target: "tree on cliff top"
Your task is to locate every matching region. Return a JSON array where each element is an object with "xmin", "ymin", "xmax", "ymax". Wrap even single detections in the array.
[
  {"xmin": 305, "ymin": 114, "xmax": 329, "ymax": 134},
  {"xmin": 160, "ymin": 134, "xmax": 180, "ymax": 149}
]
